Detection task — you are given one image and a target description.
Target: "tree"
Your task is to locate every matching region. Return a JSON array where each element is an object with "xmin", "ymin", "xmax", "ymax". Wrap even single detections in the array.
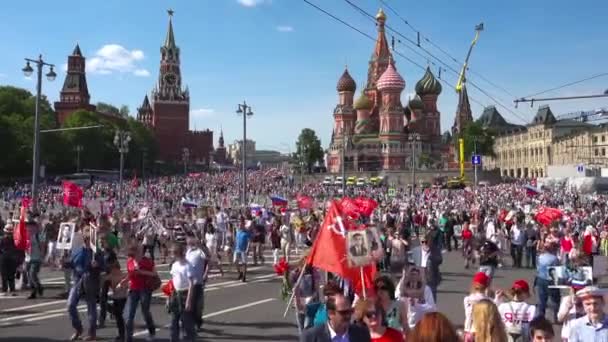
[
  {"xmin": 96, "ymin": 102, "xmax": 120, "ymax": 116},
  {"xmin": 295, "ymin": 128, "xmax": 324, "ymax": 173},
  {"xmin": 119, "ymin": 105, "xmax": 130, "ymax": 118},
  {"xmin": 458, "ymin": 121, "xmax": 496, "ymax": 158},
  {"xmin": 0, "ymin": 86, "xmax": 67, "ymax": 177}
]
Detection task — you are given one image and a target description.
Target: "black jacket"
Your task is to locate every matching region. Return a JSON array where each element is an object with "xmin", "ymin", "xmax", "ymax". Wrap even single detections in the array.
[{"xmin": 300, "ymin": 323, "xmax": 371, "ymax": 342}]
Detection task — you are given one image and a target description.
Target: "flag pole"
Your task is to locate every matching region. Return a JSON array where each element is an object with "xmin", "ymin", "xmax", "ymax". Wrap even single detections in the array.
[
  {"xmin": 360, "ymin": 266, "xmax": 367, "ymax": 299},
  {"xmin": 283, "ymin": 266, "xmax": 307, "ymax": 317}
]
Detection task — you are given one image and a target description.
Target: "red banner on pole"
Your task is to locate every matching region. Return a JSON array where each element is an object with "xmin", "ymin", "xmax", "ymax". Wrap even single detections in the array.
[
  {"xmin": 63, "ymin": 181, "xmax": 83, "ymax": 208},
  {"xmin": 13, "ymin": 197, "xmax": 31, "ymax": 251}
]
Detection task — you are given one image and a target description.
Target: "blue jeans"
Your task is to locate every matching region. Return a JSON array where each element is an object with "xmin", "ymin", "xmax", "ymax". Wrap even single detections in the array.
[
  {"xmin": 170, "ymin": 291, "xmax": 195, "ymax": 342},
  {"xmin": 67, "ymin": 277, "xmax": 97, "ymax": 336},
  {"xmin": 27, "ymin": 260, "xmax": 41, "ymax": 291},
  {"xmin": 535, "ymin": 277, "xmax": 560, "ymax": 321},
  {"xmin": 479, "ymin": 265, "xmax": 495, "ymax": 284},
  {"xmin": 125, "ymin": 290, "xmax": 156, "ymax": 342}
]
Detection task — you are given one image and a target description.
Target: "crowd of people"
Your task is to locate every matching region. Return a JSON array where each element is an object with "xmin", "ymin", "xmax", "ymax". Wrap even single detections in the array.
[{"xmin": 1, "ymin": 170, "xmax": 608, "ymax": 341}]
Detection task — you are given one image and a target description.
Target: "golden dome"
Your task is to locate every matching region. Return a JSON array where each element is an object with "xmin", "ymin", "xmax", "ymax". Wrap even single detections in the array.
[{"xmin": 376, "ymin": 8, "xmax": 386, "ymax": 21}]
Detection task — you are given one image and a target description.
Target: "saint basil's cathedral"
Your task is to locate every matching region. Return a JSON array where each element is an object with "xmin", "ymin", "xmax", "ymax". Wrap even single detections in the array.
[{"xmin": 327, "ymin": 9, "xmax": 472, "ymax": 172}]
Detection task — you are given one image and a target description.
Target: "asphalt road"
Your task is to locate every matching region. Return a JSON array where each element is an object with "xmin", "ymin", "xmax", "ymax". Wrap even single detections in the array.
[{"xmin": 0, "ymin": 248, "xmax": 540, "ymax": 342}]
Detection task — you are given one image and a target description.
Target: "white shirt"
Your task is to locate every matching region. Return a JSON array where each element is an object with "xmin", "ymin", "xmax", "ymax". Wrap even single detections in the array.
[
  {"xmin": 205, "ymin": 233, "xmax": 217, "ymax": 253},
  {"xmin": 498, "ymin": 301, "xmax": 536, "ymax": 337},
  {"xmin": 170, "ymin": 259, "xmax": 193, "ymax": 290},
  {"xmin": 558, "ymin": 295, "xmax": 585, "ymax": 339},
  {"xmin": 395, "ymin": 285, "xmax": 436, "ymax": 328},
  {"xmin": 185, "ymin": 247, "xmax": 207, "ymax": 285},
  {"xmin": 215, "ymin": 212, "xmax": 228, "ymax": 232},
  {"xmin": 327, "ymin": 322, "xmax": 349, "ymax": 342}
]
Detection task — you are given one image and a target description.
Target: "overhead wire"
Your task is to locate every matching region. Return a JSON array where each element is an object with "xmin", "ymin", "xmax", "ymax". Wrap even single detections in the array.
[
  {"xmin": 378, "ymin": 0, "xmax": 519, "ymax": 99},
  {"xmin": 341, "ymin": 0, "xmax": 529, "ymax": 124},
  {"xmin": 520, "ymin": 72, "xmax": 608, "ymax": 99},
  {"xmin": 301, "ymin": 0, "xmax": 494, "ymax": 118}
]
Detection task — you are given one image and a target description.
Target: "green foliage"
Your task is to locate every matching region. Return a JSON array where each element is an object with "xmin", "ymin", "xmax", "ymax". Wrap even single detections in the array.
[
  {"xmin": 119, "ymin": 105, "xmax": 130, "ymax": 118},
  {"xmin": 96, "ymin": 102, "xmax": 120, "ymax": 116},
  {"xmin": 0, "ymin": 86, "xmax": 157, "ymax": 179},
  {"xmin": 295, "ymin": 128, "xmax": 324, "ymax": 173},
  {"xmin": 458, "ymin": 121, "xmax": 496, "ymax": 158}
]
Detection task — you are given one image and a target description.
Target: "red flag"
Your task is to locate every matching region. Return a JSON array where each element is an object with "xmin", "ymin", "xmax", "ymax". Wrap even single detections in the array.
[
  {"xmin": 131, "ymin": 172, "xmax": 139, "ymax": 188},
  {"xmin": 13, "ymin": 198, "xmax": 30, "ymax": 250},
  {"xmin": 354, "ymin": 197, "xmax": 378, "ymax": 217},
  {"xmin": 534, "ymin": 207, "xmax": 563, "ymax": 226},
  {"xmin": 296, "ymin": 194, "xmax": 313, "ymax": 210},
  {"xmin": 306, "ymin": 201, "xmax": 376, "ymax": 297},
  {"xmin": 63, "ymin": 181, "xmax": 83, "ymax": 208},
  {"xmin": 338, "ymin": 197, "xmax": 360, "ymax": 220}
]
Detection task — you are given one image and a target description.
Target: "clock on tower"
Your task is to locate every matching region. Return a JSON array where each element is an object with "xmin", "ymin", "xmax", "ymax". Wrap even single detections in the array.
[{"xmin": 164, "ymin": 73, "xmax": 176, "ymax": 86}]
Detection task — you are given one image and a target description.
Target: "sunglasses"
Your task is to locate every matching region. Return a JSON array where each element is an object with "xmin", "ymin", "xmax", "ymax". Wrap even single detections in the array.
[
  {"xmin": 365, "ymin": 311, "xmax": 378, "ymax": 319},
  {"xmin": 421, "ymin": 240, "xmax": 427, "ymax": 244},
  {"xmin": 336, "ymin": 309, "xmax": 353, "ymax": 316},
  {"xmin": 376, "ymin": 286, "xmax": 390, "ymax": 292}
]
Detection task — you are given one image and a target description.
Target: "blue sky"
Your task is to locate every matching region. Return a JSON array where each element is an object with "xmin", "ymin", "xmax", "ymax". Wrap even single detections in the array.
[{"xmin": 1, "ymin": 0, "xmax": 607, "ymax": 153}]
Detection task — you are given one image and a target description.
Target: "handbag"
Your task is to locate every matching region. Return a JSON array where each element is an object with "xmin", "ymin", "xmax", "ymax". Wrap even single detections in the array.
[{"xmin": 146, "ymin": 273, "xmax": 161, "ymax": 291}]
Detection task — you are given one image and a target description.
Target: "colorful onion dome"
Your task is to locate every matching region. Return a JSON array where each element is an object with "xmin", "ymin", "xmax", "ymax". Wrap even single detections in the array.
[
  {"xmin": 415, "ymin": 67, "xmax": 442, "ymax": 96},
  {"xmin": 336, "ymin": 69, "xmax": 356, "ymax": 92},
  {"xmin": 376, "ymin": 8, "xmax": 386, "ymax": 21},
  {"xmin": 354, "ymin": 91, "xmax": 373, "ymax": 110},
  {"xmin": 408, "ymin": 94, "xmax": 424, "ymax": 111},
  {"xmin": 377, "ymin": 62, "xmax": 405, "ymax": 91}
]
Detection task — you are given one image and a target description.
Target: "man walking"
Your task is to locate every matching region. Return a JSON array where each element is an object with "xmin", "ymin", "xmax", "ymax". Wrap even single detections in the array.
[
  {"xmin": 186, "ymin": 236, "xmax": 209, "ymax": 332},
  {"xmin": 234, "ymin": 218, "xmax": 251, "ymax": 282},
  {"xmin": 67, "ymin": 227, "xmax": 104, "ymax": 341}
]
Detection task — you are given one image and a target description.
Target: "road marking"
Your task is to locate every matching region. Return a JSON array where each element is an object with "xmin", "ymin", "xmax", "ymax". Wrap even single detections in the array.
[
  {"xmin": 0, "ymin": 299, "xmax": 65, "ymax": 313},
  {"xmin": 132, "ymin": 298, "xmax": 276, "ymax": 337},
  {"xmin": 0, "ymin": 274, "xmax": 279, "ymax": 323}
]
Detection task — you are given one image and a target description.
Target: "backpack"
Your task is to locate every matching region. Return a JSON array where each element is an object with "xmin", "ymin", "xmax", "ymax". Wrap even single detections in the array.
[{"xmin": 505, "ymin": 302, "xmax": 529, "ymax": 340}]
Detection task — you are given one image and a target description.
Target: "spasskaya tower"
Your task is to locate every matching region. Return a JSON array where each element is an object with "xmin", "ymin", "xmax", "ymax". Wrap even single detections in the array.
[{"xmin": 138, "ymin": 9, "xmax": 213, "ymax": 164}]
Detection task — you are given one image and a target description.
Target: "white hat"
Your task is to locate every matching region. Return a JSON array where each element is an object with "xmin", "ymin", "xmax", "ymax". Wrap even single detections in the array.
[{"xmin": 576, "ymin": 286, "xmax": 608, "ymax": 300}]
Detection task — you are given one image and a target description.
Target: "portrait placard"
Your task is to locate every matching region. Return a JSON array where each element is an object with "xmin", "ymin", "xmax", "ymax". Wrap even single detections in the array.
[
  {"xmin": 401, "ymin": 265, "xmax": 427, "ymax": 299},
  {"xmin": 365, "ymin": 226, "xmax": 384, "ymax": 260},
  {"xmin": 548, "ymin": 266, "xmax": 593, "ymax": 288},
  {"xmin": 346, "ymin": 230, "xmax": 371, "ymax": 267},
  {"xmin": 57, "ymin": 222, "xmax": 76, "ymax": 250}
]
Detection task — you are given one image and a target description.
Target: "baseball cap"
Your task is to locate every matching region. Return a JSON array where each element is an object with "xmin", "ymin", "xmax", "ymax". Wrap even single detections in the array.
[
  {"xmin": 472, "ymin": 272, "xmax": 490, "ymax": 287},
  {"xmin": 512, "ymin": 279, "xmax": 530, "ymax": 293}
]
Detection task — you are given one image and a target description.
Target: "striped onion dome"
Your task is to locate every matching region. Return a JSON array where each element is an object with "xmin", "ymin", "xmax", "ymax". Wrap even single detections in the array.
[
  {"xmin": 415, "ymin": 67, "xmax": 442, "ymax": 96},
  {"xmin": 377, "ymin": 62, "xmax": 405, "ymax": 91}
]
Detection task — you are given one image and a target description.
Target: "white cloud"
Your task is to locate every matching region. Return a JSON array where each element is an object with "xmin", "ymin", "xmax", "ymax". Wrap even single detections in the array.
[
  {"xmin": 237, "ymin": 0, "xmax": 267, "ymax": 7},
  {"xmin": 134, "ymin": 69, "xmax": 151, "ymax": 77},
  {"xmin": 87, "ymin": 44, "xmax": 150, "ymax": 77},
  {"xmin": 24, "ymin": 76, "xmax": 32, "ymax": 81},
  {"xmin": 191, "ymin": 108, "xmax": 215, "ymax": 118},
  {"xmin": 0, "ymin": 73, "xmax": 6, "ymax": 78},
  {"xmin": 276, "ymin": 25, "xmax": 294, "ymax": 33},
  {"xmin": 61, "ymin": 63, "xmax": 68, "ymax": 72}
]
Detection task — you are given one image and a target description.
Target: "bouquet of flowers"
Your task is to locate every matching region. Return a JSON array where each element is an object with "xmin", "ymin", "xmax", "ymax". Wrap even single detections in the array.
[{"xmin": 274, "ymin": 258, "xmax": 292, "ymax": 301}]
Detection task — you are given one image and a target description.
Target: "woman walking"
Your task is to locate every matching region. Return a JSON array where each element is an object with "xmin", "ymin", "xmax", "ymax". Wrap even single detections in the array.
[{"xmin": 123, "ymin": 244, "xmax": 157, "ymax": 342}]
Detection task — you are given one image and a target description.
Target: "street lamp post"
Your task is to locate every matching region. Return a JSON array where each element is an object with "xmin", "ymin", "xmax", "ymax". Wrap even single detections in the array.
[
  {"xmin": 113, "ymin": 130, "xmax": 131, "ymax": 209},
  {"xmin": 473, "ymin": 137, "xmax": 478, "ymax": 191},
  {"xmin": 75, "ymin": 145, "xmax": 83, "ymax": 172},
  {"xmin": 182, "ymin": 147, "xmax": 190, "ymax": 174},
  {"xmin": 22, "ymin": 55, "xmax": 56, "ymax": 213},
  {"xmin": 408, "ymin": 133, "xmax": 421, "ymax": 196},
  {"xmin": 141, "ymin": 147, "xmax": 147, "ymax": 201},
  {"xmin": 341, "ymin": 135, "xmax": 349, "ymax": 196},
  {"xmin": 236, "ymin": 101, "xmax": 254, "ymax": 206}
]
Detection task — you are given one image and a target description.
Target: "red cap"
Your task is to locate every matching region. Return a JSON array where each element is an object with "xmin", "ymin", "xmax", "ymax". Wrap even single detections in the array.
[
  {"xmin": 472, "ymin": 272, "xmax": 490, "ymax": 287},
  {"xmin": 512, "ymin": 279, "xmax": 530, "ymax": 293}
]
